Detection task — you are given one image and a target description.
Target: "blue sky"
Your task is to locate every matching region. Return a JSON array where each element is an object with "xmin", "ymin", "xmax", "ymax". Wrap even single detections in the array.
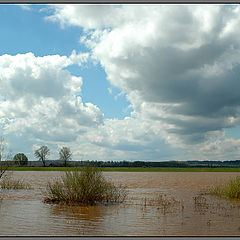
[
  {"xmin": 1, "ymin": 4, "xmax": 240, "ymax": 161},
  {"xmin": 0, "ymin": 4, "xmax": 131, "ymax": 120},
  {"xmin": 0, "ymin": 5, "xmax": 87, "ymax": 56}
]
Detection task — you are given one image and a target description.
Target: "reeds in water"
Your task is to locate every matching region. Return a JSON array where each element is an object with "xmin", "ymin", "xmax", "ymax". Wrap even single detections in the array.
[
  {"xmin": 142, "ymin": 193, "xmax": 181, "ymax": 214},
  {"xmin": 208, "ymin": 176, "xmax": 240, "ymax": 199}
]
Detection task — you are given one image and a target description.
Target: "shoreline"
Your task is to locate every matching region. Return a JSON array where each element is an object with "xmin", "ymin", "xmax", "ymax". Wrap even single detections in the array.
[{"xmin": 5, "ymin": 167, "xmax": 240, "ymax": 172}]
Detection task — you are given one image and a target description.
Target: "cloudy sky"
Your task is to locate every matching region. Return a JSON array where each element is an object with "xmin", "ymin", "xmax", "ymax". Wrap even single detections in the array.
[{"xmin": 1, "ymin": 4, "xmax": 240, "ymax": 161}]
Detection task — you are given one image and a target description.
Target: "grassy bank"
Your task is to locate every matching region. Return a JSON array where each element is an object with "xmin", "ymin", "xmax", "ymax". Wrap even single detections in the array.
[{"xmin": 6, "ymin": 167, "xmax": 240, "ymax": 172}]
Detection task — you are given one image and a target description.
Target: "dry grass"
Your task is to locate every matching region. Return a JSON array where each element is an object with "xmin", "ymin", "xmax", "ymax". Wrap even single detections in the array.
[
  {"xmin": 44, "ymin": 166, "xmax": 127, "ymax": 205},
  {"xmin": 0, "ymin": 176, "xmax": 32, "ymax": 190}
]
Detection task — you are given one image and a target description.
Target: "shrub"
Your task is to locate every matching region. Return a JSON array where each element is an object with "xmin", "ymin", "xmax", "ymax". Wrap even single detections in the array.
[
  {"xmin": 208, "ymin": 176, "xmax": 240, "ymax": 199},
  {"xmin": 44, "ymin": 166, "xmax": 127, "ymax": 205},
  {"xmin": 14, "ymin": 153, "xmax": 28, "ymax": 166}
]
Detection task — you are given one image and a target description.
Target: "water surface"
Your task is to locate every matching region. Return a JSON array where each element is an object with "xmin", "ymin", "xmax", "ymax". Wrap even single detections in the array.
[{"xmin": 1, "ymin": 171, "xmax": 240, "ymax": 236}]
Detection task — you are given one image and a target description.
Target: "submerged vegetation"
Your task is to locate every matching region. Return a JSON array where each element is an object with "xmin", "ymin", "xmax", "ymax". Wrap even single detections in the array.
[
  {"xmin": 44, "ymin": 166, "xmax": 127, "ymax": 205},
  {"xmin": 0, "ymin": 176, "xmax": 32, "ymax": 190},
  {"xmin": 208, "ymin": 177, "xmax": 240, "ymax": 199},
  {"xmin": 142, "ymin": 193, "xmax": 181, "ymax": 215}
]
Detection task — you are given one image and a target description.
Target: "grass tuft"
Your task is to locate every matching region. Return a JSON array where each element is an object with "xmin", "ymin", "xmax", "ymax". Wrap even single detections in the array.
[
  {"xmin": 0, "ymin": 176, "xmax": 32, "ymax": 190},
  {"xmin": 44, "ymin": 166, "xmax": 127, "ymax": 205},
  {"xmin": 208, "ymin": 176, "xmax": 240, "ymax": 199}
]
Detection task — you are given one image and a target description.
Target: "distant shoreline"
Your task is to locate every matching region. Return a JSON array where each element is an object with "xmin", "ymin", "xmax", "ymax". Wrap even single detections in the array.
[{"xmin": 6, "ymin": 167, "xmax": 240, "ymax": 172}]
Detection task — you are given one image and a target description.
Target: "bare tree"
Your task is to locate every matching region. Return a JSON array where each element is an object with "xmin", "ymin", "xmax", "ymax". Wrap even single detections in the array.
[
  {"xmin": 59, "ymin": 147, "xmax": 72, "ymax": 167},
  {"xmin": 0, "ymin": 137, "xmax": 9, "ymax": 179},
  {"xmin": 34, "ymin": 146, "xmax": 50, "ymax": 167},
  {"xmin": 0, "ymin": 137, "xmax": 4, "ymax": 162}
]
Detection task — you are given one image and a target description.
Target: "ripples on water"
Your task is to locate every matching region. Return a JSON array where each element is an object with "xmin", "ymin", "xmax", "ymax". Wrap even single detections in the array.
[{"xmin": 1, "ymin": 171, "xmax": 240, "ymax": 236}]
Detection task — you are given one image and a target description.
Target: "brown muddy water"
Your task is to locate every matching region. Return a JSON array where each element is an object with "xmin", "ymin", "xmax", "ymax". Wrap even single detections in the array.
[{"xmin": 1, "ymin": 171, "xmax": 240, "ymax": 236}]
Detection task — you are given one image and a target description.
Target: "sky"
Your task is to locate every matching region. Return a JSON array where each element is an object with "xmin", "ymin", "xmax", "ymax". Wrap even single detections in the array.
[{"xmin": 1, "ymin": 4, "xmax": 240, "ymax": 162}]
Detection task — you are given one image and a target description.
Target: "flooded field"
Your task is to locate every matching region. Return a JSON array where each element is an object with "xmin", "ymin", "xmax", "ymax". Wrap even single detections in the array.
[{"xmin": 1, "ymin": 171, "xmax": 240, "ymax": 236}]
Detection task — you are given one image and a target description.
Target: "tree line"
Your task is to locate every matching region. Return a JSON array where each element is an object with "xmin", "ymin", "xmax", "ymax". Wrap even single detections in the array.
[
  {"xmin": 0, "ymin": 137, "xmax": 72, "ymax": 168},
  {"xmin": 1, "ymin": 137, "xmax": 240, "ymax": 169}
]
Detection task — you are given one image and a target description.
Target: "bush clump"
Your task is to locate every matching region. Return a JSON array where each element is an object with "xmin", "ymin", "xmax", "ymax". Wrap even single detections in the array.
[
  {"xmin": 208, "ymin": 176, "xmax": 240, "ymax": 199},
  {"xmin": 44, "ymin": 166, "xmax": 127, "ymax": 205}
]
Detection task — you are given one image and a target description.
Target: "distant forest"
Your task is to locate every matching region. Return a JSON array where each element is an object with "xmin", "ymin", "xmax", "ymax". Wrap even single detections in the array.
[{"xmin": 22, "ymin": 159, "xmax": 240, "ymax": 168}]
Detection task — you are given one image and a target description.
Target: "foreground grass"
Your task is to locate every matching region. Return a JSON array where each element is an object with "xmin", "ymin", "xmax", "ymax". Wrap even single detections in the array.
[
  {"xmin": 0, "ymin": 177, "xmax": 32, "ymax": 190},
  {"xmin": 44, "ymin": 166, "xmax": 127, "ymax": 205},
  {"xmin": 7, "ymin": 167, "xmax": 240, "ymax": 172},
  {"xmin": 208, "ymin": 176, "xmax": 240, "ymax": 199}
]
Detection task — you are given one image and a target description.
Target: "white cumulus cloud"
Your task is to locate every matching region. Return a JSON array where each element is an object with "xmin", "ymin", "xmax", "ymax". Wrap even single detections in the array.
[
  {"xmin": 0, "ymin": 52, "xmax": 103, "ymax": 159},
  {"xmin": 43, "ymin": 4, "xmax": 240, "ymax": 161}
]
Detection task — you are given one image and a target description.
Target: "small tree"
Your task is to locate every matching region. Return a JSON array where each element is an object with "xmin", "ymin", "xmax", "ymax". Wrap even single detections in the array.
[
  {"xmin": 59, "ymin": 146, "xmax": 72, "ymax": 167},
  {"xmin": 34, "ymin": 146, "xmax": 50, "ymax": 167},
  {"xmin": 14, "ymin": 153, "xmax": 28, "ymax": 166},
  {"xmin": 0, "ymin": 137, "xmax": 10, "ymax": 179}
]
